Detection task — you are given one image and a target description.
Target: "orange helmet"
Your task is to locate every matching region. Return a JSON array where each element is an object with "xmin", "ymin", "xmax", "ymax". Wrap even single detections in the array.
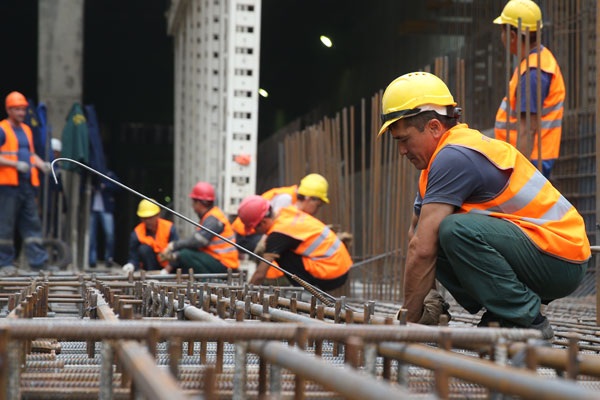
[
  {"xmin": 189, "ymin": 181, "xmax": 215, "ymax": 201},
  {"xmin": 5, "ymin": 91, "xmax": 28, "ymax": 108},
  {"xmin": 238, "ymin": 195, "xmax": 270, "ymax": 232}
]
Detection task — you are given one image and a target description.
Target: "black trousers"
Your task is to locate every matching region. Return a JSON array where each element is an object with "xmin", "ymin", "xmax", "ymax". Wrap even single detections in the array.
[{"xmin": 278, "ymin": 251, "xmax": 348, "ymax": 291}]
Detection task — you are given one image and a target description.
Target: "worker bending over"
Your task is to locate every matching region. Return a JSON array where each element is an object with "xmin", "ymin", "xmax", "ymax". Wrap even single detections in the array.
[
  {"xmin": 494, "ymin": 0, "xmax": 565, "ymax": 179},
  {"xmin": 161, "ymin": 181, "xmax": 239, "ymax": 273},
  {"xmin": 122, "ymin": 199, "xmax": 179, "ymax": 273},
  {"xmin": 378, "ymin": 71, "xmax": 589, "ymax": 339},
  {"xmin": 237, "ymin": 195, "xmax": 352, "ymax": 291}
]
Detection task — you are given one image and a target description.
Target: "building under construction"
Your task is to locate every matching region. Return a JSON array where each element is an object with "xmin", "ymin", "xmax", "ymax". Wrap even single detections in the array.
[{"xmin": 2, "ymin": 0, "xmax": 600, "ymax": 398}]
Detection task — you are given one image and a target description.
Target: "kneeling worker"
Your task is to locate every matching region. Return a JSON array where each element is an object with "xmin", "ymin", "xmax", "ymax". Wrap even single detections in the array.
[
  {"xmin": 123, "ymin": 199, "xmax": 179, "ymax": 272},
  {"xmin": 237, "ymin": 195, "xmax": 352, "ymax": 291},
  {"xmin": 161, "ymin": 181, "xmax": 239, "ymax": 273}
]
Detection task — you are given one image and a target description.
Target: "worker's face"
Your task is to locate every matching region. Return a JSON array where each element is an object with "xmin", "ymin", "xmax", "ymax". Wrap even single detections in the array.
[
  {"xmin": 500, "ymin": 26, "xmax": 518, "ymax": 55},
  {"xmin": 302, "ymin": 197, "xmax": 324, "ymax": 216},
  {"xmin": 6, "ymin": 106, "xmax": 26, "ymax": 123},
  {"xmin": 389, "ymin": 118, "xmax": 442, "ymax": 170},
  {"xmin": 254, "ymin": 218, "xmax": 272, "ymax": 234},
  {"xmin": 142, "ymin": 215, "xmax": 159, "ymax": 231},
  {"xmin": 191, "ymin": 199, "xmax": 207, "ymax": 216}
]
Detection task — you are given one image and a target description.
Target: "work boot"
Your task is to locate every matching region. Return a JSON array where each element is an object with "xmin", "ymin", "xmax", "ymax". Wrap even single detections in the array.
[
  {"xmin": 0, "ymin": 265, "xmax": 18, "ymax": 276},
  {"xmin": 478, "ymin": 311, "xmax": 554, "ymax": 340}
]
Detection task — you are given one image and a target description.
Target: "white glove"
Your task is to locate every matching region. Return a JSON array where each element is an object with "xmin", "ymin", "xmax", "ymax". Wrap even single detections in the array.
[
  {"xmin": 122, "ymin": 263, "xmax": 135, "ymax": 273},
  {"xmin": 16, "ymin": 161, "xmax": 30, "ymax": 173},
  {"xmin": 166, "ymin": 242, "xmax": 175, "ymax": 253},
  {"xmin": 160, "ymin": 268, "xmax": 169, "ymax": 275}
]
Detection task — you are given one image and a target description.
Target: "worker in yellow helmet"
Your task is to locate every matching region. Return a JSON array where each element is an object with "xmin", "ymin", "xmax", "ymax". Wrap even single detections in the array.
[
  {"xmin": 493, "ymin": 0, "xmax": 565, "ymax": 179},
  {"xmin": 122, "ymin": 199, "xmax": 179, "ymax": 273},
  {"xmin": 237, "ymin": 195, "xmax": 352, "ymax": 291},
  {"xmin": 379, "ymin": 71, "xmax": 589, "ymax": 339}
]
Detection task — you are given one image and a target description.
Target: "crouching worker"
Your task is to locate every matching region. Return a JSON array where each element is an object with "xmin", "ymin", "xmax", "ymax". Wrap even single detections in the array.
[
  {"xmin": 237, "ymin": 195, "xmax": 352, "ymax": 291},
  {"xmin": 378, "ymin": 71, "xmax": 589, "ymax": 338},
  {"xmin": 122, "ymin": 199, "xmax": 179, "ymax": 273},
  {"xmin": 160, "ymin": 181, "xmax": 239, "ymax": 274}
]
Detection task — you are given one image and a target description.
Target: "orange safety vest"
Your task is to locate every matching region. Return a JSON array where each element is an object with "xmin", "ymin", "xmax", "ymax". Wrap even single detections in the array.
[
  {"xmin": 494, "ymin": 46, "xmax": 565, "ymax": 160},
  {"xmin": 231, "ymin": 185, "xmax": 298, "ymax": 236},
  {"xmin": 134, "ymin": 218, "xmax": 173, "ymax": 268},
  {"xmin": 200, "ymin": 206, "xmax": 239, "ymax": 269},
  {"xmin": 267, "ymin": 205, "xmax": 352, "ymax": 279},
  {"xmin": 0, "ymin": 119, "xmax": 40, "ymax": 186},
  {"xmin": 419, "ymin": 124, "xmax": 590, "ymax": 263}
]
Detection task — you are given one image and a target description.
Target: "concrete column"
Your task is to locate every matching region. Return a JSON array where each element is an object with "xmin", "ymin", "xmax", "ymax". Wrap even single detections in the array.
[{"xmin": 38, "ymin": 0, "xmax": 84, "ymax": 138}]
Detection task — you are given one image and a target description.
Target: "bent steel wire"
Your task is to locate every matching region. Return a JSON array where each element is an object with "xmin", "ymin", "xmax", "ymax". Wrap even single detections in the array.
[{"xmin": 51, "ymin": 157, "xmax": 341, "ymax": 307}]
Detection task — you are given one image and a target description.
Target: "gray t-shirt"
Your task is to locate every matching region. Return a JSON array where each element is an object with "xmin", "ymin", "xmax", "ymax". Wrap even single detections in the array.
[{"xmin": 414, "ymin": 145, "xmax": 511, "ymax": 215}]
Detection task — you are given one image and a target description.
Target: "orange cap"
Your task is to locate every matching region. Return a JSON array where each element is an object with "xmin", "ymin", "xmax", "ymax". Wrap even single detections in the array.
[{"xmin": 5, "ymin": 91, "xmax": 28, "ymax": 108}]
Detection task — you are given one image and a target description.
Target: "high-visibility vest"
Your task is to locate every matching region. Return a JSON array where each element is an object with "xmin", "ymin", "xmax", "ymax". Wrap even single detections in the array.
[
  {"xmin": 231, "ymin": 185, "xmax": 298, "ymax": 236},
  {"xmin": 494, "ymin": 46, "xmax": 565, "ymax": 160},
  {"xmin": 134, "ymin": 218, "xmax": 173, "ymax": 267},
  {"xmin": 200, "ymin": 206, "xmax": 239, "ymax": 269},
  {"xmin": 0, "ymin": 119, "xmax": 40, "ymax": 186},
  {"xmin": 267, "ymin": 206, "xmax": 352, "ymax": 279},
  {"xmin": 419, "ymin": 124, "xmax": 590, "ymax": 263}
]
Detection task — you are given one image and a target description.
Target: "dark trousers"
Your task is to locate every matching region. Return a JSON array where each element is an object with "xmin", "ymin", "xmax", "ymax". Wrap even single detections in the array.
[
  {"xmin": 175, "ymin": 249, "xmax": 228, "ymax": 274},
  {"xmin": 436, "ymin": 213, "xmax": 587, "ymax": 326},
  {"xmin": 278, "ymin": 251, "xmax": 348, "ymax": 291}
]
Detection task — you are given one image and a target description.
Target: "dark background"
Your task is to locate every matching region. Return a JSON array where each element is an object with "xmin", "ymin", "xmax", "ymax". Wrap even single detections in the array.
[{"xmin": 0, "ymin": 0, "xmax": 455, "ymax": 264}]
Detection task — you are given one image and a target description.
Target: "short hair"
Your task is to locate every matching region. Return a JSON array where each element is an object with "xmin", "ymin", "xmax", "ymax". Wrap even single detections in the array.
[{"xmin": 403, "ymin": 110, "xmax": 458, "ymax": 132}]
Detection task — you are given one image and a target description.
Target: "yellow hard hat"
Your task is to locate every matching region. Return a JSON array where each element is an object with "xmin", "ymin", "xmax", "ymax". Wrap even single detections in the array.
[
  {"xmin": 378, "ymin": 72, "xmax": 456, "ymax": 137},
  {"xmin": 298, "ymin": 173, "xmax": 329, "ymax": 204},
  {"xmin": 493, "ymin": 0, "xmax": 543, "ymax": 31},
  {"xmin": 137, "ymin": 199, "xmax": 160, "ymax": 218}
]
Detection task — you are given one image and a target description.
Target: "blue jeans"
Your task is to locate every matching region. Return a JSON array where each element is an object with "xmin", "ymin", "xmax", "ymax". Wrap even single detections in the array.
[
  {"xmin": 0, "ymin": 183, "xmax": 48, "ymax": 268},
  {"xmin": 89, "ymin": 210, "xmax": 114, "ymax": 265}
]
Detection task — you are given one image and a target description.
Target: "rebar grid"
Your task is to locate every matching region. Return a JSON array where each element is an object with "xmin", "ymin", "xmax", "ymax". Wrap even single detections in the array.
[{"xmin": 0, "ymin": 271, "xmax": 599, "ymax": 399}]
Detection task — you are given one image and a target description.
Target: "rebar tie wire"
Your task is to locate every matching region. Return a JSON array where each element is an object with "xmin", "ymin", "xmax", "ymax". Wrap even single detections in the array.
[{"xmin": 51, "ymin": 158, "xmax": 345, "ymax": 308}]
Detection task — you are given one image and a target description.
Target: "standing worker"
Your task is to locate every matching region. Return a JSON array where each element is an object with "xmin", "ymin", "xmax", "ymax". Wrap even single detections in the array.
[
  {"xmin": 89, "ymin": 169, "xmax": 119, "ymax": 268},
  {"xmin": 0, "ymin": 91, "xmax": 51, "ymax": 273},
  {"xmin": 122, "ymin": 199, "xmax": 179, "ymax": 273},
  {"xmin": 237, "ymin": 195, "xmax": 352, "ymax": 291},
  {"xmin": 494, "ymin": 0, "xmax": 565, "ymax": 179},
  {"xmin": 378, "ymin": 71, "xmax": 589, "ymax": 339},
  {"xmin": 160, "ymin": 181, "xmax": 239, "ymax": 273}
]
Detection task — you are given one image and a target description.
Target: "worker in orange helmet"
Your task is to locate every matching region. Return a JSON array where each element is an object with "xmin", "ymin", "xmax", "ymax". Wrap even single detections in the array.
[
  {"xmin": 237, "ymin": 195, "xmax": 352, "ymax": 291},
  {"xmin": 0, "ymin": 92, "xmax": 52, "ymax": 274},
  {"xmin": 493, "ymin": 0, "xmax": 565, "ymax": 179},
  {"xmin": 160, "ymin": 181, "xmax": 239, "ymax": 273},
  {"xmin": 122, "ymin": 199, "xmax": 179, "ymax": 273}
]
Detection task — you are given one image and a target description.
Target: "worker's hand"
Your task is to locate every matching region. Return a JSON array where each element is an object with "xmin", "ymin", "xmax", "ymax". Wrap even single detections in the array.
[
  {"xmin": 160, "ymin": 267, "xmax": 169, "ymax": 275},
  {"xmin": 417, "ymin": 289, "xmax": 451, "ymax": 325},
  {"xmin": 337, "ymin": 231, "xmax": 353, "ymax": 248},
  {"xmin": 254, "ymin": 235, "xmax": 267, "ymax": 256},
  {"xmin": 38, "ymin": 162, "xmax": 51, "ymax": 174},
  {"xmin": 16, "ymin": 161, "xmax": 30, "ymax": 174},
  {"xmin": 122, "ymin": 263, "xmax": 135, "ymax": 274}
]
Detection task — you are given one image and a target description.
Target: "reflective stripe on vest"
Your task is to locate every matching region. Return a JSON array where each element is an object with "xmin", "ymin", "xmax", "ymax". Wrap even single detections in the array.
[
  {"xmin": 268, "ymin": 206, "xmax": 352, "ymax": 279},
  {"xmin": 0, "ymin": 119, "xmax": 40, "ymax": 186},
  {"xmin": 200, "ymin": 207, "xmax": 239, "ymax": 269},
  {"xmin": 494, "ymin": 46, "xmax": 565, "ymax": 160},
  {"xmin": 419, "ymin": 124, "xmax": 590, "ymax": 263},
  {"xmin": 134, "ymin": 218, "xmax": 173, "ymax": 267},
  {"xmin": 231, "ymin": 185, "xmax": 298, "ymax": 236}
]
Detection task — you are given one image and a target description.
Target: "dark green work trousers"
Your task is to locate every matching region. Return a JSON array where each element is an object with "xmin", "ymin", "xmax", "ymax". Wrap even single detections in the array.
[
  {"xmin": 436, "ymin": 214, "xmax": 588, "ymax": 327},
  {"xmin": 175, "ymin": 249, "xmax": 228, "ymax": 274}
]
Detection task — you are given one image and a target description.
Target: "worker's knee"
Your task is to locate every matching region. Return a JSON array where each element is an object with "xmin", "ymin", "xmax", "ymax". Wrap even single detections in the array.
[{"xmin": 438, "ymin": 214, "xmax": 473, "ymax": 248}]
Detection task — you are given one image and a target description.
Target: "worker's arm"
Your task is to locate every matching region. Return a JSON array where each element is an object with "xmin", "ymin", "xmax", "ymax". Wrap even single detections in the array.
[
  {"xmin": 403, "ymin": 202, "xmax": 454, "ymax": 323},
  {"xmin": 249, "ymin": 253, "xmax": 279, "ymax": 285},
  {"xmin": 408, "ymin": 212, "xmax": 419, "ymax": 242},
  {"xmin": 518, "ymin": 115, "xmax": 538, "ymax": 160}
]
